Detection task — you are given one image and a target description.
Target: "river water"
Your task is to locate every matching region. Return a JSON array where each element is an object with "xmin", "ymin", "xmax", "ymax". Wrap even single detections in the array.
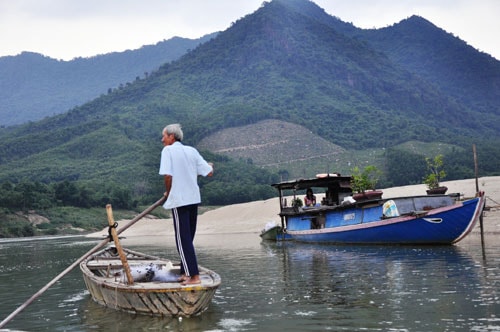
[{"xmin": 0, "ymin": 231, "xmax": 499, "ymax": 332}]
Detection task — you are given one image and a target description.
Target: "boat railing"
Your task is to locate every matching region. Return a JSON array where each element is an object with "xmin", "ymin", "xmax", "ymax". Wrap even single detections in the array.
[
  {"xmin": 279, "ymin": 193, "xmax": 461, "ymax": 217},
  {"xmin": 279, "ymin": 199, "xmax": 384, "ymax": 216}
]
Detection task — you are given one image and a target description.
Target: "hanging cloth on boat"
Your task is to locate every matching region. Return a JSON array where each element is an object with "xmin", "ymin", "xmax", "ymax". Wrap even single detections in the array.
[{"xmin": 383, "ymin": 200, "xmax": 399, "ymax": 218}]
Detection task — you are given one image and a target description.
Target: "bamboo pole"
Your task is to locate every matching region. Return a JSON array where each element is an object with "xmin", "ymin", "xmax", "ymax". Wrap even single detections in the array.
[
  {"xmin": 106, "ymin": 204, "xmax": 134, "ymax": 285},
  {"xmin": 473, "ymin": 144, "xmax": 485, "ymax": 248},
  {"xmin": 473, "ymin": 144, "xmax": 479, "ymax": 193}
]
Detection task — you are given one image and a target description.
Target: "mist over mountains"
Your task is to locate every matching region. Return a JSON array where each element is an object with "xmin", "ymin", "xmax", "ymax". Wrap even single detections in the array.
[{"xmin": 1, "ymin": 0, "xmax": 499, "ymax": 205}]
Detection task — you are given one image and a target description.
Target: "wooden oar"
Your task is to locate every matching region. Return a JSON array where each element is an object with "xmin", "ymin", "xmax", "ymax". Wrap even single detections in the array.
[{"xmin": 0, "ymin": 196, "xmax": 166, "ymax": 329}]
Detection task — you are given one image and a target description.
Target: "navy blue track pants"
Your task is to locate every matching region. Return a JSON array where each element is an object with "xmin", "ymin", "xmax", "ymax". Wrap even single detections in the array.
[{"xmin": 171, "ymin": 204, "xmax": 199, "ymax": 276}]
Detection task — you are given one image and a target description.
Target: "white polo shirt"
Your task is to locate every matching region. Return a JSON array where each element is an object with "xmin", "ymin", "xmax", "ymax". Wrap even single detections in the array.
[{"xmin": 159, "ymin": 141, "xmax": 212, "ymax": 209}]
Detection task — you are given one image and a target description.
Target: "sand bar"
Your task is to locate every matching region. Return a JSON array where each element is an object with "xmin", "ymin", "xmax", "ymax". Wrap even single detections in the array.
[{"xmin": 87, "ymin": 177, "xmax": 500, "ymax": 246}]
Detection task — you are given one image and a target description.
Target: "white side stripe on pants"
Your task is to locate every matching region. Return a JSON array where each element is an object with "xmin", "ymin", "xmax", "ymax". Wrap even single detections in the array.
[{"xmin": 172, "ymin": 207, "xmax": 190, "ymax": 276}]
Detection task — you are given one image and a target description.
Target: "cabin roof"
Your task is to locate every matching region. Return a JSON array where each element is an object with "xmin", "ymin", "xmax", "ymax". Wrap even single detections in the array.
[{"xmin": 271, "ymin": 175, "xmax": 352, "ymax": 191}]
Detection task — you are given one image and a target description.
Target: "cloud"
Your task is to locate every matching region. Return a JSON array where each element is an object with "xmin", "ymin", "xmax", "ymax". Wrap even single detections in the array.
[{"xmin": 0, "ymin": 0, "xmax": 498, "ymax": 60}]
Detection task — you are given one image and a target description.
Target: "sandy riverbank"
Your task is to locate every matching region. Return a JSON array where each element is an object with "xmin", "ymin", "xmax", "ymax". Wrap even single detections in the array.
[{"xmin": 86, "ymin": 176, "xmax": 500, "ymax": 246}]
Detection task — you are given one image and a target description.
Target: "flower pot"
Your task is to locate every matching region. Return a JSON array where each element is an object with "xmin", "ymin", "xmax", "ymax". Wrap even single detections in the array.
[
  {"xmin": 426, "ymin": 186, "xmax": 448, "ymax": 195},
  {"xmin": 353, "ymin": 190, "xmax": 383, "ymax": 202}
]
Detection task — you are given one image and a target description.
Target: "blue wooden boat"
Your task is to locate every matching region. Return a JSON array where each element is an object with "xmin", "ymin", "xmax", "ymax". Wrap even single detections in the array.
[{"xmin": 271, "ymin": 175, "xmax": 485, "ymax": 244}]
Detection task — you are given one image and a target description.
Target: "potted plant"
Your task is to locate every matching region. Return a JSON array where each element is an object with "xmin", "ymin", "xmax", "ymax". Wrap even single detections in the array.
[
  {"xmin": 423, "ymin": 154, "xmax": 448, "ymax": 195},
  {"xmin": 350, "ymin": 165, "xmax": 383, "ymax": 201},
  {"xmin": 291, "ymin": 197, "xmax": 303, "ymax": 211}
]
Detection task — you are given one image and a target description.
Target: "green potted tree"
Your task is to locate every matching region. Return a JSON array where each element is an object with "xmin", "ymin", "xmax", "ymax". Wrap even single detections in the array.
[
  {"xmin": 291, "ymin": 197, "xmax": 303, "ymax": 212},
  {"xmin": 423, "ymin": 155, "xmax": 448, "ymax": 194},
  {"xmin": 350, "ymin": 165, "xmax": 383, "ymax": 201}
]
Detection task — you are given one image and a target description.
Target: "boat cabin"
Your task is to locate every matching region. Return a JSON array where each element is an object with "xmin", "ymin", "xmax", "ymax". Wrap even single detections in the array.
[
  {"xmin": 271, "ymin": 175, "xmax": 459, "ymax": 233},
  {"xmin": 272, "ymin": 174, "xmax": 353, "ymax": 210}
]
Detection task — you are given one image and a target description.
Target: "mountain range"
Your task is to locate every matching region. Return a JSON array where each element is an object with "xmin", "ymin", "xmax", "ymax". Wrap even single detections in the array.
[
  {"xmin": 1, "ymin": 0, "xmax": 499, "ymax": 206},
  {"xmin": 0, "ymin": 34, "xmax": 216, "ymax": 126}
]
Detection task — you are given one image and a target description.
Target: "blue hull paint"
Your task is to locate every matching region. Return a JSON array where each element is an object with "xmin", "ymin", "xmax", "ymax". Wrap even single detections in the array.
[{"xmin": 286, "ymin": 196, "xmax": 484, "ymax": 245}]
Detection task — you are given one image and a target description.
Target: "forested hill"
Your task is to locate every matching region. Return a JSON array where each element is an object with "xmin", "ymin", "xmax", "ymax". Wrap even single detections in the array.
[
  {"xmin": 351, "ymin": 15, "xmax": 500, "ymax": 119},
  {"xmin": 0, "ymin": 0, "xmax": 499, "ymax": 209},
  {"xmin": 0, "ymin": 34, "xmax": 216, "ymax": 126},
  {"xmin": 106, "ymin": 0, "xmax": 499, "ymax": 148}
]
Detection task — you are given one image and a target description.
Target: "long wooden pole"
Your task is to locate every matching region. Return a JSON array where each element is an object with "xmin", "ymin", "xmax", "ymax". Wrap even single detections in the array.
[
  {"xmin": 0, "ymin": 196, "xmax": 166, "ymax": 329},
  {"xmin": 473, "ymin": 144, "xmax": 479, "ymax": 193},
  {"xmin": 106, "ymin": 204, "xmax": 134, "ymax": 285},
  {"xmin": 473, "ymin": 144, "xmax": 486, "ymax": 248}
]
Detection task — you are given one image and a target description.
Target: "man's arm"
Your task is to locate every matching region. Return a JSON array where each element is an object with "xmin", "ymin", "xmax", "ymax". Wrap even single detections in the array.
[
  {"xmin": 164, "ymin": 175, "xmax": 172, "ymax": 197},
  {"xmin": 207, "ymin": 162, "xmax": 214, "ymax": 177}
]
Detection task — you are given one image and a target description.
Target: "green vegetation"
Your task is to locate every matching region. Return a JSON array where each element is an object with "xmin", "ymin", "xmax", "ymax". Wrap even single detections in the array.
[
  {"xmin": 423, "ymin": 155, "xmax": 447, "ymax": 189},
  {"xmin": 0, "ymin": 206, "xmax": 137, "ymax": 237},
  {"xmin": 291, "ymin": 197, "xmax": 303, "ymax": 208},
  {"xmin": 0, "ymin": 156, "xmax": 279, "ymax": 210},
  {"xmin": 0, "ymin": 212, "xmax": 35, "ymax": 237},
  {"xmin": 0, "ymin": 34, "xmax": 217, "ymax": 126},
  {"xmin": 350, "ymin": 165, "xmax": 382, "ymax": 193},
  {"xmin": 359, "ymin": 16, "xmax": 500, "ymax": 124}
]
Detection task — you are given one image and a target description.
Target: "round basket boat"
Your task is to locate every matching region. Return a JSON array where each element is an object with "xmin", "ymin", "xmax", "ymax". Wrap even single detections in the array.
[{"xmin": 80, "ymin": 246, "xmax": 221, "ymax": 317}]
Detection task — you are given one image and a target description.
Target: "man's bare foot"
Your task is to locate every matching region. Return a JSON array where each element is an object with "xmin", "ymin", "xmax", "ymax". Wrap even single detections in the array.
[
  {"xmin": 181, "ymin": 275, "xmax": 201, "ymax": 285},
  {"xmin": 177, "ymin": 275, "xmax": 188, "ymax": 282}
]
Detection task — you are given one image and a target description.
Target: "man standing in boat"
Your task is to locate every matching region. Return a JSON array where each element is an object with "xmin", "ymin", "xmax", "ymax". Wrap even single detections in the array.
[{"xmin": 159, "ymin": 123, "xmax": 213, "ymax": 285}]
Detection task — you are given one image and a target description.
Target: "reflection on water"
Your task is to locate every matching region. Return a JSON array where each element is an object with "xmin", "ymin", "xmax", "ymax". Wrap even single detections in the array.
[
  {"xmin": 271, "ymin": 243, "xmax": 494, "ymax": 331},
  {"xmin": 0, "ymin": 233, "xmax": 499, "ymax": 331}
]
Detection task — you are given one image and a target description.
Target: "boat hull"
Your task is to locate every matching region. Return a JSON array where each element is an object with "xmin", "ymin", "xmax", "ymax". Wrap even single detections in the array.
[
  {"xmin": 80, "ymin": 247, "xmax": 221, "ymax": 317},
  {"xmin": 260, "ymin": 225, "xmax": 293, "ymax": 241},
  {"xmin": 285, "ymin": 194, "xmax": 485, "ymax": 245}
]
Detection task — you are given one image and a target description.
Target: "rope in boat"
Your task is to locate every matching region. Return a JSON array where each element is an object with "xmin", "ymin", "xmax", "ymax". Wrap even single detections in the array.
[{"xmin": 108, "ymin": 221, "xmax": 118, "ymax": 241}]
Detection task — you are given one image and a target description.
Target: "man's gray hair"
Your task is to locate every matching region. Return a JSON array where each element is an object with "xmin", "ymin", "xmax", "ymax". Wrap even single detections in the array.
[{"xmin": 164, "ymin": 123, "xmax": 183, "ymax": 141}]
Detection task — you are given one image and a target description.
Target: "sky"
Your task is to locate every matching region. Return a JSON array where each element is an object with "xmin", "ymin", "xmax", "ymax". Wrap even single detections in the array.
[{"xmin": 1, "ymin": 0, "xmax": 498, "ymax": 61}]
